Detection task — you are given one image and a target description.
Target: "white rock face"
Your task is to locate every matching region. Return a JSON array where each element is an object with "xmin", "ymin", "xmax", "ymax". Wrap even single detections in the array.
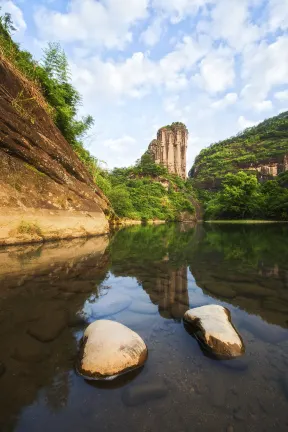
[
  {"xmin": 77, "ymin": 320, "xmax": 148, "ymax": 380},
  {"xmin": 184, "ymin": 305, "xmax": 244, "ymax": 358}
]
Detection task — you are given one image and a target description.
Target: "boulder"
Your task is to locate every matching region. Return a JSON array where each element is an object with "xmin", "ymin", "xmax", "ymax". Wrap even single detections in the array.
[
  {"xmin": 184, "ymin": 305, "xmax": 244, "ymax": 359},
  {"xmin": 27, "ymin": 310, "xmax": 67, "ymax": 342},
  {"xmin": 76, "ymin": 320, "xmax": 148, "ymax": 380}
]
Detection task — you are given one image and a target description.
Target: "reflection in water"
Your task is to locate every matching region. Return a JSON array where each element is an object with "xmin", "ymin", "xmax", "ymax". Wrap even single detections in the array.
[{"xmin": 0, "ymin": 224, "xmax": 288, "ymax": 432}]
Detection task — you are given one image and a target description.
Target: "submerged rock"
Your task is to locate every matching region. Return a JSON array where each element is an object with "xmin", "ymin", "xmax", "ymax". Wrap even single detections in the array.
[
  {"xmin": 12, "ymin": 335, "xmax": 50, "ymax": 363},
  {"xmin": 76, "ymin": 320, "xmax": 148, "ymax": 380},
  {"xmin": 129, "ymin": 301, "xmax": 158, "ymax": 315},
  {"xmin": 27, "ymin": 310, "xmax": 67, "ymax": 342},
  {"xmin": 122, "ymin": 379, "xmax": 168, "ymax": 406},
  {"xmin": 184, "ymin": 305, "xmax": 245, "ymax": 359},
  {"xmin": 89, "ymin": 293, "xmax": 132, "ymax": 319}
]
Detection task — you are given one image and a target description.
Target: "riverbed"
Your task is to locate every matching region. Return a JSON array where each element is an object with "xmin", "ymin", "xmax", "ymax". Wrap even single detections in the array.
[{"xmin": 0, "ymin": 223, "xmax": 287, "ymax": 431}]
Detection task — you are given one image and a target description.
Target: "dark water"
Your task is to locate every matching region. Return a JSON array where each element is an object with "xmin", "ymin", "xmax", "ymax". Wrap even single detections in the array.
[{"xmin": 0, "ymin": 223, "xmax": 288, "ymax": 432}]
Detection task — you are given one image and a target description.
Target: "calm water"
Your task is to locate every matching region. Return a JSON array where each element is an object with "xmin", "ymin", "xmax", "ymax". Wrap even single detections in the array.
[{"xmin": 0, "ymin": 223, "xmax": 288, "ymax": 432}]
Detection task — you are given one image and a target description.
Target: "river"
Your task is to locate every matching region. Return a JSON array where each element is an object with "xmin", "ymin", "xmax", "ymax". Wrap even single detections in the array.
[{"xmin": 0, "ymin": 223, "xmax": 287, "ymax": 431}]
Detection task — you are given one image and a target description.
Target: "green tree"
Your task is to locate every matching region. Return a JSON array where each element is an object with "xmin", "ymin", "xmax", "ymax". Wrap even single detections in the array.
[{"xmin": 206, "ymin": 171, "xmax": 263, "ymax": 219}]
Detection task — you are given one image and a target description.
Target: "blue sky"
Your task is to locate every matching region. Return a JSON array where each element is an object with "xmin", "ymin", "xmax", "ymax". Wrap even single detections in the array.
[{"xmin": 1, "ymin": 0, "xmax": 288, "ymax": 171}]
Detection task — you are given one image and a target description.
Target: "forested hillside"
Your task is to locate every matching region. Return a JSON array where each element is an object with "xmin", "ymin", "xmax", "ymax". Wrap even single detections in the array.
[
  {"xmin": 190, "ymin": 111, "xmax": 288, "ymax": 189},
  {"xmin": 189, "ymin": 111, "xmax": 288, "ymax": 221}
]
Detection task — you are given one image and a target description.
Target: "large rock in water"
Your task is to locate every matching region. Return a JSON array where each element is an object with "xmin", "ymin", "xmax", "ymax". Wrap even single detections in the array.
[
  {"xmin": 184, "ymin": 305, "xmax": 244, "ymax": 359},
  {"xmin": 76, "ymin": 320, "xmax": 148, "ymax": 380}
]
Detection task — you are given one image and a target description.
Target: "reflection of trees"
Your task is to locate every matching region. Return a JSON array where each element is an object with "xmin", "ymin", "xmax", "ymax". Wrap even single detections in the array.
[
  {"xmin": 110, "ymin": 224, "xmax": 196, "ymax": 319},
  {"xmin": 189, "ymin": 224, "xmax": 288, "ymax": 328},
  {"xmin": 111, "ymin": 223, "xmax": 288, "ymax": 328},
  {"xmin": 0, "ymin": 237, "xmax": 110, "ymax": 431}
]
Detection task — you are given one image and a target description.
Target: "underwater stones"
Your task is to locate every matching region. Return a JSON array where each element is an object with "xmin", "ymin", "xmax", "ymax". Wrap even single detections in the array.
[
  {"xmin": 27, "ymin": 310, "xmax": 67, "ymax": 342},
  {"xmin": 122, "ymin": 379, "xmax": 168, "ymax": 406},
  {"xmin": 77, "ymin": 320, "xmax": 148, "ymax": 380},
  {"xmin": 89, "ymin": 293, "xmax": 132, "ymax": 319},
  {"xmin": 184, "ymin": 305, "xmax": 244, "ymax": 359}
]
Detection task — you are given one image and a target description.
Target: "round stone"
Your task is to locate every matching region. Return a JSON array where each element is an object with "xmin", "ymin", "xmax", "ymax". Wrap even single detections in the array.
[{"xmin": 76, "ymin": 320, "xmax": 148, "ymax": 380}]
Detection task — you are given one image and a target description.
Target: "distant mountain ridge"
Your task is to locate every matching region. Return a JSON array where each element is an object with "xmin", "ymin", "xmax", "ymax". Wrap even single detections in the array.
[{"xmin": 189, "ymin": 111, "xmax": 288, "ymax": 190}]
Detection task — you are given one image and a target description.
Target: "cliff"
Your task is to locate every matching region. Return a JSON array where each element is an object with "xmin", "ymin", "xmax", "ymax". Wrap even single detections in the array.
[
  {"xmin": 0, "ymin": 55, "xmax": 110, "ymax": 245},
  {"xmin": 148, "ymin": 122, "xmax": 188, "ymax": 179},
  {"xmin": 190, "ymin": 112, "xmax": 288, "ymax": 190}
]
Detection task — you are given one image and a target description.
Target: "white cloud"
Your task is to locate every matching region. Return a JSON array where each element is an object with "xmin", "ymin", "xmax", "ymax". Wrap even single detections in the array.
[
  {"xmin": 211, "ymin": 92, "xmax": 238, "ymax": 109},
  {"xmin": 195, "ymin": 48, "xmax": 235, "ymax": 93},
  {"xmin": 153, "ymin": 0, "xmax": 212, "ymax": 22},
  {"xmin": 241, "ymin": 35, "xmax": 288, "ymax": 109},
  {"xmin": 0, "ymin": 0, "xmax": 26, "ymax": 32},
  {"xmin": 103, "ymin": 135, "xmax": 136, "ymax": 152},
  {"xmin": 34, "ymin": 0, "xmax": 149, "ymax": 49},
  {"xmin": 274, "ymin": 90, "xmax": 288, "ymax": 101},
  {"xmin": 254, "ymin": 100, "xmax": 273, "ymax": 111},
  {"xmin": 268, "ymin": 0, "xmax": 288, "ymax": 32},
  {"xmin": 238, "ymin": 115, "xmax": 257, "ymax": 130},
  {"xmin": 70, "ymin": 35, "xmax": 210, "ymax": 102},
  {"xmin": 206, "ymin": 0, "xmax": 263, "ymax": 51},
  {"xmin": 141, "ymin": 16, "xmax": 165, "ymax": 46}
]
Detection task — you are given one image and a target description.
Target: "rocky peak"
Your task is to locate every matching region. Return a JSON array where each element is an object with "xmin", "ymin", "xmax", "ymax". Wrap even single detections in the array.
[{"xmin": 148, "ymin": 122, "xmax": 188, "ymax": 179}]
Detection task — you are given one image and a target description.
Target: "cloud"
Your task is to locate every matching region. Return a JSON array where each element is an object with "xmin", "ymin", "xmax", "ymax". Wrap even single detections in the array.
[
  {"xmin": 211, "ymin": 93, "xmax": 238, "ymax": 109},
  {"xmin": 274, "ymin": 90, "xmax": 288, "ymax": 101},
  {"xmin": 238, "ymin": 115, "xmax": 257, "ymax": 130},
  {"xmin": 34, "ymin": 0, "xmax": 149, "ymax": 49},
  {"xmin": 268, "ymin": 0, "xmax": 288, "ymax": 32},
  {"xmin": 0, "ymin": 0, "xmax": 26, "ymax": 32},
  {"xmin": 152, "ymin": 0, "xmax": 212, "ymax": 22},
  {"xmin": 194, "ymin": 48, "xmax": 235, "ymax": 93},
  {"xmin": 141, "ymin": 15, "xmax": 165, "ymax": 46},
  {"xmin": 254, "ymin": 100, "xmax": 273, "ymax": 112},
  {"xmin": 103, "ymin": 135, "xmax": 136, "ymax": 152}
]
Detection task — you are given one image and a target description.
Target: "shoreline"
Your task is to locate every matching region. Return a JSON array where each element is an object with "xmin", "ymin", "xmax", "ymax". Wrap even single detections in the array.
[{"xmin": 204, "ymin": 220, "xmax": 288, "ymax": 224}]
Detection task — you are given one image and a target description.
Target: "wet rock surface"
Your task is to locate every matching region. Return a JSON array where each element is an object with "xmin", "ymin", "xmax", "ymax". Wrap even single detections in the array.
[
  {"xmin": 77, "ymin": 320, "xmax": 148, "ymax": 380},
  {"xmin": 184, "ymin": 305, "xmax": 245, "ymax": 358}
]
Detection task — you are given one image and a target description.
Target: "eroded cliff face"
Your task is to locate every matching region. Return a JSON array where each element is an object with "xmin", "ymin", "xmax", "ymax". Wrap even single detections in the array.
[
  {"xmin": 0, "ymin": 56, "xmax": 110, "ymax": 245},
  {"xmin": 148, "ymin": 123, "xmax": 188, "ymax": 179}
]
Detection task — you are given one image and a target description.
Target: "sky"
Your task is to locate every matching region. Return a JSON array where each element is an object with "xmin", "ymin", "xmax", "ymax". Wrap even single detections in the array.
[{"xmin": 1, "ymin": 0, "xmax": 288, "ymax": 172}]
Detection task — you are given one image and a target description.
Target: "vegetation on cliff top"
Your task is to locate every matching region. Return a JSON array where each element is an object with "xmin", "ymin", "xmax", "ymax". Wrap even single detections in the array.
[
  {"xmin": 190, "ymin": 111, "xmax": 288, "ymax": 187},
  {"xmin": 98, "ymin": 153, "xmax": 195, "ymax": 221}
]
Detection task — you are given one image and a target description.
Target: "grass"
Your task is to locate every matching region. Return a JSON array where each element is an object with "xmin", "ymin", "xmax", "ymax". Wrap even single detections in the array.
[{"xmin": 17, "ymin": 221, "xmax": 43, "ymax": 236}]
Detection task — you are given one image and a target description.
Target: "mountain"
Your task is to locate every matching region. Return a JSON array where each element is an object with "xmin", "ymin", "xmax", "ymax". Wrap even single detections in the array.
[{"xmin": 190, "ymin": 112, "xmax": 288, "ymax": 190}]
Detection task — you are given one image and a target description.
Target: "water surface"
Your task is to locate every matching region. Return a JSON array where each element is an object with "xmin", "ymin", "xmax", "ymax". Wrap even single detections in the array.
[{"xmin": 0, "ymin": 223, "xmax": 288, "ymax": 432}]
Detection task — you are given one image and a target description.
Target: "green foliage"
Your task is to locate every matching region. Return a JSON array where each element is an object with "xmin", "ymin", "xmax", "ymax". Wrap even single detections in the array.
[
  {"xmin": 0, "ymin": 12, "xmax": 94, "ymax": 157},
  {"xmin": 17, "ymin": 221, "xmax": 42, "ymax": 236},
  {"xmin": 190, "ymin": 111, "xmax": 288, "ymax": 187},
  {"xmin": 105, "ymin": 155, "xmax": 196, "ymax": 221},
  {"xmin": 204, "ymin": 171, "xmax": 288, "ymax": 221}
]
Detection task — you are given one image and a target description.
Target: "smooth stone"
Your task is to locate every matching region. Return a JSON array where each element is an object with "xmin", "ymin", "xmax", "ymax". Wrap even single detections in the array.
[
  {"xmin": 184, "ymin": 305, "xmax": 245, "ymax": 358},
  {"xmin": 0, "ymin": 362, "xmax": 5, "ymax": 377},
  {"xmin": 76, "ymin": 320, "xmax": 148, "ymax": 380},
  {"xmin": 89, "ymin": 293, "xmax": 132, "ymax": 319},
  {"xmin": 12, "ymin": 336, "xmax": 50, "ymax": 363},
  {"xmin": 129, "ymin": 301, "xmax": 158, "ymax": 315},
  {"xmin": 27, "ymin": 310, "xmax": 67, "ymax": 342},
  {"xmin": 122, "ymin": 379, "xmax": 168, "ymax": 406}
]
